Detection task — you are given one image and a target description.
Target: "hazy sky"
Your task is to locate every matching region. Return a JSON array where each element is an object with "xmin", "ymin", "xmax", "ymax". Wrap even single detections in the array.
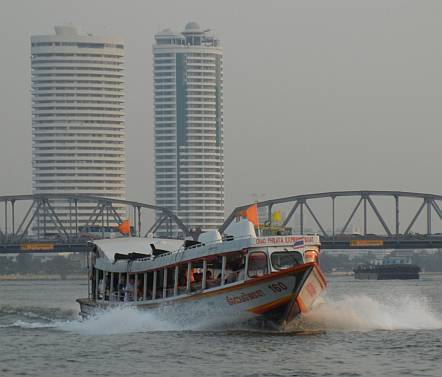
[{"xmin": 1, "ymin": 0, "xmax": 441, "ymax": 217}]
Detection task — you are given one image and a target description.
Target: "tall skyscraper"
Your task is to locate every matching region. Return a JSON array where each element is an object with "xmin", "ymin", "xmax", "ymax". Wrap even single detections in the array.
[
  {"xmin": 31, "ymin": 26, "xmax": 126, "ymax": 233},
  {"xmin": 153, "ymin": 22, "xmax": 224, "ymax": 233}
]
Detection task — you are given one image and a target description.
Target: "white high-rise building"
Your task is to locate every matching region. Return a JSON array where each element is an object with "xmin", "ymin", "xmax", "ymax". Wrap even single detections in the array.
[
  {"xmin": 153, "ymin": 22, "xmax": 224, "ymax": 234},
  {"xmin": 31, "ymin": 26, "xmax": 126, "ymax": 233}
]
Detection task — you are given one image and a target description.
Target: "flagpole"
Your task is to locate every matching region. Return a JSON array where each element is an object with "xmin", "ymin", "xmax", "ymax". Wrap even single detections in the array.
[
  {"xmin": 252, "ymin": 193, "xmax": 266, "ymax": 237},
  {"xmin": 255, "ymin": 201, "xmax": 261, "ymax": 237}
]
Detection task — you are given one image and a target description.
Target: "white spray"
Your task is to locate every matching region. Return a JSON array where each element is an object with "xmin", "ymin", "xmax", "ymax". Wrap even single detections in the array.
[{"xmin": 303, "ymin": 294, "xmax": 442, "ymax": 331}]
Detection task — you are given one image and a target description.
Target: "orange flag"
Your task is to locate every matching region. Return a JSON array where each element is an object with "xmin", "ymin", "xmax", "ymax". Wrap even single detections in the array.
[
  {"xmin": 240, "ymin": 204, "xmax": 259, "ymax": 227},
  {"xmin": 118, "ymin": 219, "xmax": 130, "ymax": 235}
]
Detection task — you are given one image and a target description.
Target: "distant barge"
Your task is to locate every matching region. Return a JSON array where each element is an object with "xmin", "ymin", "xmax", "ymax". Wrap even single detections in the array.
[
  {"xmin": 354, "ymin": 254, "xmax": 421, "ymax": 280},
  {"xmin": 353, "ymin": 264, "xmax": 421, "ymax": 280}
]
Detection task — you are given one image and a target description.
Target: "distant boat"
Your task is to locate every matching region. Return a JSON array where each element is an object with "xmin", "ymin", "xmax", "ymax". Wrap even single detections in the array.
[
  {"xmin": 76, "ymin": 219, "xmax": 326, "ymax": 331},
  {"xmin": 353, "ymin": 255, "xmax": 420, "ymax": 280}
]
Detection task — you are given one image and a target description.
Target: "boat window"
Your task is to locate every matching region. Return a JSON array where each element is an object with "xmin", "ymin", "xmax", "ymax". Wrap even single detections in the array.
[
  {"xmin": 118, "ymin": 273, "xmax": 127, "ymax": 301},
  {"xmin": 205, "ymin": 255, "xmax": 223, "ymax": 289},
  {"xmin": 91, "ymin": 268, "xmax": 97, "ymax": 299},
  {"xmin": 136, "ymin": 273, "xmax": 144, "ymax": 301},
  {"xmin": 155, "ymin": 269, "xmax": 164, "ymax": 299},
  {"xmin": 124, "ymin": 274, "xmax": 136, "ymax": 302},
  {"xmin": 100, "ymin": 271, "xmax": 110, "ymax": 302},
  {"xmin": 225, "ymin": 251, "xmax": 246, "ymax": 284},
  {"xmin": 144, "ymin": 271, "xmax": 154, "ymax": 300},
  {"xmin": 271, "ymin": 250, "xmax": 303, "ymax": 270},
  {"xmin": 95, "ymin": 268, "xmax": 104, "ymax": 299},
  {"xmin": 177, "ymin": 264, "xmax": 189, "ymax": 295},
  {"xmin": 105, "ymin": 272, "xmax": 113, "ymax": 301},
  {"xmin": 166, "ymin": 267, "xmax": 175, "ymax": 297},
  {"xmin": 110, "ymin": 273, "xmax": 118, "ymax": 301},
  {"xmin": 191, "ymin": 260, "xmax": 204, "ymax": 292},
  {"xmin": 248, "ymin": 252, "xmax": 269, "ymax": 278}
]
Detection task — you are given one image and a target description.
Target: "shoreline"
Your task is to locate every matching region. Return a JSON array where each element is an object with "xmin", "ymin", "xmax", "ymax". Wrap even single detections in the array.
[
  {"xmin": 0, "ymin": 273, "xmax": 87, "ymax": 281},
  {"xmin": 325, "ymin": 271, "xmax": 442, "ymax": 277}
]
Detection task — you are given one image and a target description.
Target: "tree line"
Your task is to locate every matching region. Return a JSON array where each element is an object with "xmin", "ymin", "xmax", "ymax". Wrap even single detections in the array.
[
  {"xmin": 319, "ymin": 250, "xmax": 442, "ymax": 273},
  {"xmin": 2, "ymin": 251, "xmax": 442, "ymax": 275},
  {"xmin": 0, "ymin": 254, "xmax": 86, "ymax": 275}
]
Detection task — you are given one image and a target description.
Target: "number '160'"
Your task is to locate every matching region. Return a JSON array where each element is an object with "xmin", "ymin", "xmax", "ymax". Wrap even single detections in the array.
[{"xmin": 268, "ymin": 282, "xmax": 287, "ymax": 293}]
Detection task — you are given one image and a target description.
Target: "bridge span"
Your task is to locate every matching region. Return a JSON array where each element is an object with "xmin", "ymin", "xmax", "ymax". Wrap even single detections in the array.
[
  {"xmin": 0, "ymin": 194, "xmax": 189, "ymax": 254},
  {"xmin": 224, "ymin": 190, "xmax": 442, "ymax": 250},
  {"xmin": 1, "ymin": 191, "xmax": 442, "ymax": 254}
]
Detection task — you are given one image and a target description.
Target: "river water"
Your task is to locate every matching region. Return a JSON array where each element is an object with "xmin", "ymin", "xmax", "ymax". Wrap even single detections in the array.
[{"xmin": 0, "ymin": 274, "xmax": 441, "ymax": 377}]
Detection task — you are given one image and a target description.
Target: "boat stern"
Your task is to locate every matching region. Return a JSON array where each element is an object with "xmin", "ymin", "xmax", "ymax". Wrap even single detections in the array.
[{"xmin": 76, "ymin": 298, "xmax": 99, "ymax": 319}]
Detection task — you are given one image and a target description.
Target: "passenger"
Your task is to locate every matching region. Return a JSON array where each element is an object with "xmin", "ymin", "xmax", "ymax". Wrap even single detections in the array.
[
  {"xmin": 206, "ymin": 270, "xmax": 212, "ymax": 280},
  {"xmin": 225, "ymin": 260, "xmax": 246, "ymax": 283},
  {"xmin": 216, "ymin": 272, "xmax": 223, "ymax": 284},
  {"xmin": 124, "ymin": 277, "xmax": 135, "ymax": 302},
  {"xmin": 205, "ymin": 270, "xmax": 216, "ymax": 288},
  {"xmin": 145, "ymin": 287, "xmax": 153, "ymax": 300},
  {"xmin": 156, "ymin": 275, "xmax": 164, "ymax": 298},
  {"xmin": 137, "ymin": 279, "xmax": 144, "ymax": 300},
  {"xmin": 119, "ymin": 276, "xmax": 127, "ymax": 301},
  {"xmin": 104, "ymin": 275, "xmax": 110, "ymax": 300},
  {"xmin": 178, "ymin": 271, "xmax": 188, "ymax": 294},
  {"xmin": 192, "ymin": 272, "xmax": 200, "ymax": 283},
  {"xmin": 236, "ymin": 263, "xmax": 246, "ymax": 281},
  {"xmin": 112, "ymin": 278, "xmax": 119, "ymax": 300},
  {"xmin": 191, "ymin": 272, "xmax": 202, "ymax": 291},
  {"xmin": 225, "ymin": 270, "xmax": 237, "ymax": 284},
  {"xmin": 91, "ymin": 275, "xmax": 96, "ymax": 299},
  {"xmin": 97, "ymin": 279, "xmax": 103, "ymax": 299}
]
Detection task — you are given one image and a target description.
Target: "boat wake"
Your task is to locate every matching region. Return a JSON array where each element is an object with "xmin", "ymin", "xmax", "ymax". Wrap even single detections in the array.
[
  {"xmin": 61, "ymin": 306, "xmax": 203, "ymax": 335},
  {"xmin": 2, "ymin": 294, "xmax": 441, "ymax": 334},
  {"xmin": 0, "ymin": 304, "xmax": 77, "ymax": 329},
  {"xmin": 303, "ymin": 294, "xmax": 442, "ymax": 331},
  {"xmin": 0, "ymin": 307, "xmax": 176, "ymax": 333},
  {"xmin": 0, "ymin": 304, "xmax": 227, "ymax": 334}
]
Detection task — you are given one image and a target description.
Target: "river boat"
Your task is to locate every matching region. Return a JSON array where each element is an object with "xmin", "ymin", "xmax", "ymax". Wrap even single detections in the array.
[
  {"xmin": 77, "ymin": 219, "xmax": 326, "ymax": 331},
  {"xmin": 354, "ymin": 255, "xmax": 420, "ymax": 280}
]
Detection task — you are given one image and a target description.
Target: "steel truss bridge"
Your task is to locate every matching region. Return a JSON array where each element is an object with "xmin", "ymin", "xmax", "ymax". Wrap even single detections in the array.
[
  {"xmin": 2, "ymin": 191, "xmax": 442, "ymax": 254},
  {"xmin": 0, "ymin": 194, "xmax": 189, "ymax": 254},
  {"xmin": 222, "ymin": 190, "xmax": 442, "ymax": 250}
]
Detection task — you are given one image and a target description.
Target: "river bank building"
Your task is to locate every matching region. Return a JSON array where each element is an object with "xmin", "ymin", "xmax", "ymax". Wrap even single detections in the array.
[
  {"xmin": 31, "ymin": 26, "xmax": 126, "ymax": 234},
  {"xmin": 153, "ymin": 22, "xmax": 224, "ymax": 235}
]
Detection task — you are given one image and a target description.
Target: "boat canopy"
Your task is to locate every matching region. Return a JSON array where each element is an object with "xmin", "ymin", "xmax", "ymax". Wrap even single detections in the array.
[{"xmin": 91, "ymin": 237, "xmax": 184, "ymax": 262}]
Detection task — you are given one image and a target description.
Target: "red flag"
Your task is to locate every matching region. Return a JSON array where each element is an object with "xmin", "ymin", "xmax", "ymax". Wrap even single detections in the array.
[
  {"xmin": 240, "ymin": 204, "xmax": 259, "ymax": 227},
  {"xmin": 118, "ymin": 219, "xmax": 130, "ymax": 235}
]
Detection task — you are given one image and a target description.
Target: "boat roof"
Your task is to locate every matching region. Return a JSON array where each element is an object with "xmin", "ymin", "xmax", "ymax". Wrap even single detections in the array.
[{"xmin": 92, "ymin": 237, "xmax": 184, "ymax": 261}]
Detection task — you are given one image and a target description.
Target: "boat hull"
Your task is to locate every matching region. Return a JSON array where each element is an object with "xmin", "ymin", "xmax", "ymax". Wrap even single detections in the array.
[{"xmin": 77, "ymin": 262, "xmax": 326, "ymax": 331}]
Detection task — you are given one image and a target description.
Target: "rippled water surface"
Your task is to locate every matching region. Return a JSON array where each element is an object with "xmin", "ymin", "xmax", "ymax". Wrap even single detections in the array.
[{"xmin": 1, "ymin": 275, "xmax": 441, "ymax": 377}]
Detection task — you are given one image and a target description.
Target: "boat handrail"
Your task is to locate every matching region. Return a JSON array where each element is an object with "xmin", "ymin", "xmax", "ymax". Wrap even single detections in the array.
[{"xmin": 127, "ymin": 234, "xmax": 256, "ymax": 263}]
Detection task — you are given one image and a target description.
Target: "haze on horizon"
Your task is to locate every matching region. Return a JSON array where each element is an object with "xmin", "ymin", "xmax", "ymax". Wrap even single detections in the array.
[{"xmin": 0, "ymin": 0, "xmax": 441, "ymax": 216}]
